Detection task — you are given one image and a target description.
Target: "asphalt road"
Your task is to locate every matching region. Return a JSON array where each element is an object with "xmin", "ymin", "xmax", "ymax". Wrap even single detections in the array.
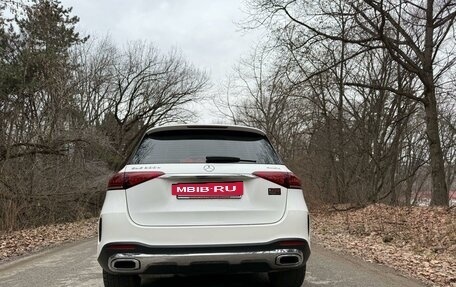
[{"xmin": 0, "ymin": 239, "xmax": 427, "ymax": 287}]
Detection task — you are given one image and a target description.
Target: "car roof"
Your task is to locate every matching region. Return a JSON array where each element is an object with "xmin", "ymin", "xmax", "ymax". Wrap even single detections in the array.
[{"xmin": 146, "ymin": 124, "xmax": 266, "ymax": 136}]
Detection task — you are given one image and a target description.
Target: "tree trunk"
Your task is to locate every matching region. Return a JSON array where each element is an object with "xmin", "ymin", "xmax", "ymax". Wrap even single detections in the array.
[
  {"xmin": 423, "ymin": 86, "xmax": 448, "ymax": 206},
  {"xmin": 404, "ymin": 176, "xmax": 413, "ymax": 206},
  {"xmin": 422, "ymin": 0, "xmax": 448, "ymax": 206},
  {"xmin": 336, "ymin": 0, "xmax": 347, "ymax": 203},
  {"xmin": 388, "ymin": 128, "xmax": 401, "ymax": 205}
]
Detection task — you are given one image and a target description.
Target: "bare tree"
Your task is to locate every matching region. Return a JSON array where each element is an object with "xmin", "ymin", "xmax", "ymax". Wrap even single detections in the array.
[
  {"xmin": 246, "ymin": 0, "xmax": 456, "ymax": 206},
  {"xmin": 99, "ymin": 41, "xmax": 208, "ymax": 166},
  {"xmin": 232, "ymin": 46, "xmax": 310, "ymax": 163},
  {"xmin": 0, "ymin": 2, "xmax": 209, "ymax": 230}
]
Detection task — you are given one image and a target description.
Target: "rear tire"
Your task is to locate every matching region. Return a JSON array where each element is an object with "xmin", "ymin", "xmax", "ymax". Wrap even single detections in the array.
[
  {"xmin": 268, "ymin": 265, "xmax": 306, "ymax": 287},
  {"xmin": 103, "ymin": 270, "xmax": 141, "ymax": 287}
]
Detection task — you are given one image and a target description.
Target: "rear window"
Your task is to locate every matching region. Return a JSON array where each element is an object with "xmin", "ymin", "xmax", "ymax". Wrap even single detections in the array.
[{"xmin": 130, "ymin": 130, "xmax": 282, "ymax": 164}]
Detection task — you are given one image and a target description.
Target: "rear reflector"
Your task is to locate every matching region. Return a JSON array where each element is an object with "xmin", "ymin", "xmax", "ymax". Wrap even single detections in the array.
[
  {"xmin": 253, "ymin": 171, "xmax": 301, "ymax": 189},
  {"xmin": 107, "ymin": 244, "xmax": 137, "ymax": 251},
  {"xmin": 108, "ymin": 171, "xmax": 164, "ymax": 190},
  {"xmin": 278, "ymin": 240, "xmax": 307, "ymax": 247}
]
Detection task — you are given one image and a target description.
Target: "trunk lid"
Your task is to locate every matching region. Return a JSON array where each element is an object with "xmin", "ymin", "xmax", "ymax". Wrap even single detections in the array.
[{"xmin": 124, "ymin": 164, "xmax": 289, "ymax": 226}]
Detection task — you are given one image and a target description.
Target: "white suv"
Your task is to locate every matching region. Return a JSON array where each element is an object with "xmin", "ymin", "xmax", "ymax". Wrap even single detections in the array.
[{"xmin": 97, "ymin": 125, "xmax": 310, "ymax": 287}]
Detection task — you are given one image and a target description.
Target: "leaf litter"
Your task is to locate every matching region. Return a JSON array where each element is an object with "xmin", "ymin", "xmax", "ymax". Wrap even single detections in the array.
[
  {"xmin": 0, "ymin": 218, "xmax": 97, "ymax": 263},
  {"xmin": 312, "ymin": 204, "xmax": 456, "ymax": 287}
]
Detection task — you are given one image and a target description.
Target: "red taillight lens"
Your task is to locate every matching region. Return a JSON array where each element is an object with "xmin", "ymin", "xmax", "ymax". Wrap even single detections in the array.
[
  {"xmin": 287, "ymin": 173, "xmax": 302, "ymax": 189},
  {"xmin": 108, "ymin": 173, "xmax": 125, "ymax": 190},
  {"xmin": 253, "ymin": 171, "xmax": 302, "ymax": 189},
  {"xmin": 107, "ymin": 171, "xmax": 164, "ymax": 190},
  {"xmin": 107, "ymin": 244, "xmax": 137, "ymax": 251},
  {"xmin": 278, "ymin": 240, "xmax": 307, "ymax": 247},
  {"xmin": 124, "ymin": 171, "xmax": 164, "ymax": 189}
]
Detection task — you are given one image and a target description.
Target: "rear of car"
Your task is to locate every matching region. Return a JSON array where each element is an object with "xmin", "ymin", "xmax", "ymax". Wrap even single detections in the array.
[{"xmin": 97, "ymin": 125, "xmax": 310, "ymax": 287}]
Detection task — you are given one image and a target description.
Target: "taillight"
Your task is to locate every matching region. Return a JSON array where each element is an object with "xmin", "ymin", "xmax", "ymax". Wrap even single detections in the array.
[
  {"xmin": 107, "ymin": 171, "xmax": 164, "ymax": 190},
  {"xmin": 253, "ymin": 171, "xmax": 301, "ymax": 189}
]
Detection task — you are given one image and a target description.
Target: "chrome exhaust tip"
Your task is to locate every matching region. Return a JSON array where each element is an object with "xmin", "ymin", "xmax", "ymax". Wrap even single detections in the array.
[
  {"xmin": 276, "ymin": 254, "xmax": 302, "ymax": 266},
  {"xmin": 111, "ymin": 259, "xmax": 140, "ymax": 271}
]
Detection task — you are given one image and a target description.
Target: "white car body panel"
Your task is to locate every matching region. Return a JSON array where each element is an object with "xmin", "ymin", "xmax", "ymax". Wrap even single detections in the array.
[{"xmin": 98, "ymin": 188, "xmax": 309, "ymax": 256}]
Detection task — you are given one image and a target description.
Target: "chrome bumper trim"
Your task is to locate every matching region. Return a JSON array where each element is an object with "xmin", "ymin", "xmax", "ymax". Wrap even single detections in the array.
[{"xmin": 108, "ymin": 248, "xmax": 303, "ymax": 273}]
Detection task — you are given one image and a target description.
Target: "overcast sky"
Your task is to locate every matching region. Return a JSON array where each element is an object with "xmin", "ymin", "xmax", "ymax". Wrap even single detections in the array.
[
  {"xmin": 60, "ymin": 0, "xmax": 261, "ymax": 122},
  {"xmin": 62, "ymin": 0, "xmax": 259, "ymax": 123}
]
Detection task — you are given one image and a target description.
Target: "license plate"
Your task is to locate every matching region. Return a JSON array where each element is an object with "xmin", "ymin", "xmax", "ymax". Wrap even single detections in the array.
[{"xmin": 172, "ymin": 182, "xmax": 243, "ymax": 199}]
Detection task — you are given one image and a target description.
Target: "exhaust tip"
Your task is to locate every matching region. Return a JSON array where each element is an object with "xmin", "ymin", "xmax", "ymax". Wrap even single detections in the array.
[
  {"xmin": 111, "ymin": 259, "xmax": 140, "ymax": 270},
  {"xmin": 276, "ymin": 254, "xmax": 301, "ymax": 266}
]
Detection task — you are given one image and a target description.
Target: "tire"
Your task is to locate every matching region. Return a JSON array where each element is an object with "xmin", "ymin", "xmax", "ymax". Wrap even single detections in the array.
[
  {"xmin": 268, "ymin": 265, "xmax": 306, "ymax": 287},
  {"xmin": 103, "ymin": 270, "xmax": 141, "ymax": 287}
]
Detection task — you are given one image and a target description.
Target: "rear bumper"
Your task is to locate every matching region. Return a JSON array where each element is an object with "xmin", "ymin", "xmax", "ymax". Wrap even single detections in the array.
[
  {"xmin": 98, "ymin": 240, "xmax": 310, "ymax": 275},
  {"xmin": 98, "ymin": 190, "xmax": 310, "ymax": 250},
  {"xmin": 97, "ymin": 190, "xmax": 311, "ymax": 275}
]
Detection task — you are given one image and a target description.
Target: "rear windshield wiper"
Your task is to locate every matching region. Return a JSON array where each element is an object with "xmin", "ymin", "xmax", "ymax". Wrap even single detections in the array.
[{"xmin": 206, "ymin": 156, "xmax": 257, "ymax": 163}]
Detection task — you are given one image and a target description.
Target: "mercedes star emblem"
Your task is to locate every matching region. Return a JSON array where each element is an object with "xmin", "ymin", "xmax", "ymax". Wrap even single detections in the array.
[{"xmin": 203, "ymin": 165, "xmax": 215, "ymax": 172}]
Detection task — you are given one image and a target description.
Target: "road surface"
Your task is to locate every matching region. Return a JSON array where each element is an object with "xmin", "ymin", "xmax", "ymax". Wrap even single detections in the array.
[{"xmin": 0, "ymin": 239, "xmax": 427, "ymax": 287}]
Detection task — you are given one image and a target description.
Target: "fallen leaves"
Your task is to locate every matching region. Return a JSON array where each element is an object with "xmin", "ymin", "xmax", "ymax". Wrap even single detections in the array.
[
  {"xmin": 0, "ymin": 218, "xmax": 97, "ymax": 263},
  {"xmin": 312, "ymin": 204, "xmax": 456, "ymax": 287}
]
